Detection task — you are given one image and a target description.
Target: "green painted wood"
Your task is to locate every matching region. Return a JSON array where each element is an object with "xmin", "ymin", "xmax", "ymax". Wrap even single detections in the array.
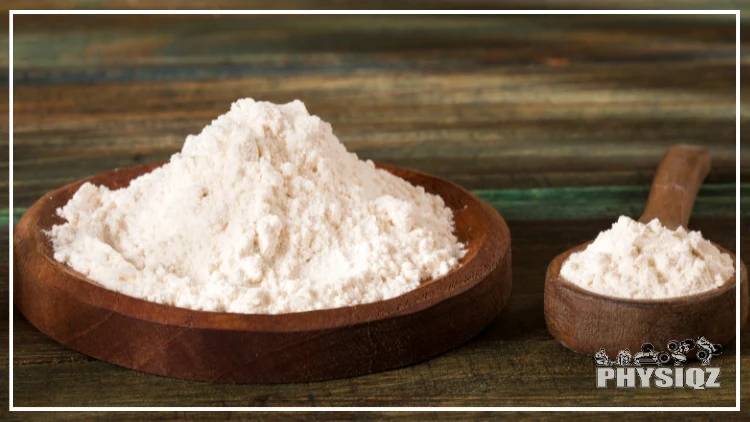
[
  {"xmin": 11, "ymin": 13, "xmax": 745, "ymax": 208},
  {"xmin": 8, "ymin": 9, "xmax": 748, "ymax": 415},
  {"xmin": 477, "ymin": 183, "xmax": 744, "ymax": 221},
  {"xmin": 11, "ymin": 15, "xmax": 740, "ymax": 80},
  {"xmin": 9, "ymin": 218, "xmax": 746, "ymax": 409},
  {"xmin": 7, "ymin": 183, "xmax": 744, "ymax": 227}
]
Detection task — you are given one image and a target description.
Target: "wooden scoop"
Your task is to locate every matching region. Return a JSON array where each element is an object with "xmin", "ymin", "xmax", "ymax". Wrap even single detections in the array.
[
  {"xmin": 544, "ymin": 145, "xmax": 748, "ymax": 356},
  {"xmin": 14, "ymin": 162, "xmax": 512, "ymax": 383}
]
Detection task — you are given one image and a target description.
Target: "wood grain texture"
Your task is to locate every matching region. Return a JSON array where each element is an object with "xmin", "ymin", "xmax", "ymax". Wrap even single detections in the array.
[
  {"xmin": 10, "ymin": 217, "xmax": 746, "ymax": 408},
  {"xmin": 477, "ymin": 183, "xmax": 744, "ymax": 221},
  {"xmin": 545, "ymin": 145, "xmax": 747, "ymax": 356},
  {"xmin": 14, "ymin": 162, "xmax": 512, "ymax": 383},
  {"xmin": 639, "ymin": 145, "xmax": 712, "ymax": 229},
  {"xmin": 7, "ymin": 182, "xmax": 746, "ymax": 229},
  {"xmin": 4, "ymin": 411, "xmax": 750, "ymax": 422},
  {"xmin": 7, "ymin": 7, "xmax": 747, "ymax": 416},
  {"xmin": 546, "ymin": 241, "xmax": 745, "ymax": 356},
  {"xmin": 5, "ymin": 0, "xmax": 750, "ymax": 13},
  {"xmin": 11, "ymin": 13, "xmax": 745, "ymax": 208}
]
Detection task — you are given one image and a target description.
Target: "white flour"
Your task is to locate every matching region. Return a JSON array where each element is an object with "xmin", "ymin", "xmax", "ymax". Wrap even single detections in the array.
[
  {"xmin": 560, "ymin": 216, "xmax": 734, "ymax": 299},
  {"xmin": 49, "ymin": 99, "xmax": 466, "ymax": 314}
]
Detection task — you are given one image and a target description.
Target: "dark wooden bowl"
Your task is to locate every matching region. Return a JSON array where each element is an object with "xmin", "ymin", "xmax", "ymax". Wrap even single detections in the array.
[
  {"xmin": 544, "ymin": 145, "xmax": 748, "ymax": 356},
  {"xmin": 14, "ymin": 162, "xmax": 512, "ymax": 383},
  {"xmin": 545, "ymin": 241, "xmax": 747, "ymax": 356}
]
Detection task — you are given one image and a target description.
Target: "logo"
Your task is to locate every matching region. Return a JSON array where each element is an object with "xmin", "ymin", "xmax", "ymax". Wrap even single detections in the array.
[{"xmin": 595, "ymin": 336, "xmax": 722, "ymax": 389}]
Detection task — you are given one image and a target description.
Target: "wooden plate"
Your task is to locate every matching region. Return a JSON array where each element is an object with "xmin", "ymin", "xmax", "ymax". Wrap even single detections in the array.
[{"xmin": 14, "ymin": 162, "xmax": 512, "ymax": 383}]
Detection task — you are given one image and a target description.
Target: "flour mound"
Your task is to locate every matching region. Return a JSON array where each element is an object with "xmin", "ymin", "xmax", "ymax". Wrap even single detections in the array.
[
  {"xmin": 49, "ymin": 99, "xmax": 466, "ymax": 314},
  {"xmin": 560, "ymin": 216, "xmax": 734, "ymax": 299}
]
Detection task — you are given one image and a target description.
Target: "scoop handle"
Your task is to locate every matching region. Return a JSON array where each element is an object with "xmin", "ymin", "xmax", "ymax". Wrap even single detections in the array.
[{"xmin": 638, "ymin": 145, "xmax": 711, "ymax": 230}]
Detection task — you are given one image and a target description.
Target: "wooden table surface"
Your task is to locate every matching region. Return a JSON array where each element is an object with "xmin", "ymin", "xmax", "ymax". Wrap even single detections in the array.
[{"xmin": 5, "ymin": 5, "xmax": 749, "ymax": 419}]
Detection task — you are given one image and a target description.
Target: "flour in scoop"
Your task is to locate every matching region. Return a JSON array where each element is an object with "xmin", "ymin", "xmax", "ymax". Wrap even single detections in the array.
[
  {"xmin": 560, "ymin": 216, "xmax": 734, "ymax": 299},
  {"xmin": 49, "ymin": 99, "xmax": 466, "ymax": 314}
]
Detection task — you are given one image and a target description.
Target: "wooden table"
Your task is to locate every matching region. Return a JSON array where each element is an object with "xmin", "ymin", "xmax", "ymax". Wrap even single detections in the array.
[{"xmin": 6, "ymin": 7, "xmax": 748, "ymax": 419}]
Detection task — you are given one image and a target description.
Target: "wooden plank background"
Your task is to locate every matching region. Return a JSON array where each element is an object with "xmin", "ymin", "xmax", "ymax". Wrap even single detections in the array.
[
  {"xmin": 9, "ymin": 13, "xmax": 745, "ymax": 207},
  {"xmin": 6, "ymin": 218, "xmax": 747, "ymax": 408},
  {"xmin": 5, "ymin": 3, "xmax": 749, "ymax": 419}
]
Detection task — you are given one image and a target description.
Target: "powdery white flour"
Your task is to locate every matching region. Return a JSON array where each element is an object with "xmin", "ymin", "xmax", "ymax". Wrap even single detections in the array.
[
  {"xmin": 560, "ymin": 216, "xmax": 734, "ymax": 299},
  {"xmin": 49, "ymin": 99, "xmax": 466, "ymax": 314}
]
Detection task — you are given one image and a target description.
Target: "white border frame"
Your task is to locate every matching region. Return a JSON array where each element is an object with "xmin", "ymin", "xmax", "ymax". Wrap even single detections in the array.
[{"xmin": 7, "ymin": 9, "xmax": 741, "ymax": 412}]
